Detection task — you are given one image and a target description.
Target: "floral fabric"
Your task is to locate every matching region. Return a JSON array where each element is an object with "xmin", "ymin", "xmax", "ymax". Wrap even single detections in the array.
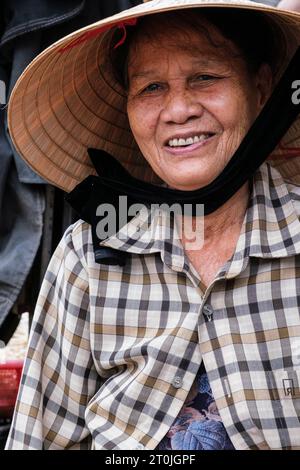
[{"xmin": 158, "ymin": 362, "xmax": 235, "ymax": 450}]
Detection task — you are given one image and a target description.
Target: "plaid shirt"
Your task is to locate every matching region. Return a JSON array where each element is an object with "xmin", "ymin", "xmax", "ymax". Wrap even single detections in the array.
[{"xmin": 5, "ymin": 162, "xmax": 300, "ymax": 450}]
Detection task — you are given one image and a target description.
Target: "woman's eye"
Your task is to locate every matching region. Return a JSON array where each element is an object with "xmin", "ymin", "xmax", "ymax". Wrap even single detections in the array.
[
  {"xmin": 194, "ymin": 75, "xmax": 217, "ymax": 82},
  {"xmin": 142, "ymin": 83, "xmax": 162, "ymax": 94}
]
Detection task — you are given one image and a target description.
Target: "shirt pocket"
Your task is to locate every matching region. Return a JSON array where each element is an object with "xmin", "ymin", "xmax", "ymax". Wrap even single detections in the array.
[{"xmin": 265, "ymin": 369, "xmax": 300, "ymax": 449}]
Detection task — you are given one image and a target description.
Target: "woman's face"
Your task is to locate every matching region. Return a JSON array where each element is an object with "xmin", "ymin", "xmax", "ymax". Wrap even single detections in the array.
[{"xmin": 126, "ymin": 19, "xmax": 272, "ymax": 190}]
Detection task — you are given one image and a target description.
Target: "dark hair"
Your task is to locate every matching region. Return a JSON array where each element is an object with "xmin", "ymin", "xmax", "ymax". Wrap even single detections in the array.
[{"xmin": 109, "ymin": 8, "xmax": 286, "ymax": 90}]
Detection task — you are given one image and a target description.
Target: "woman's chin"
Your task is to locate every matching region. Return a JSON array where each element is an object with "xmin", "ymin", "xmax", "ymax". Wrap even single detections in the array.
[
  {"xmin": 164, "ymin": 179, "xmax": 211, "ymax": 191},
  {"xmin": 156, "ymin": 158, "xmax": 221, "ymax": 191},
  {"xmin": 161, "ymin": 171, "xmax": 217, "ymax": 191}
]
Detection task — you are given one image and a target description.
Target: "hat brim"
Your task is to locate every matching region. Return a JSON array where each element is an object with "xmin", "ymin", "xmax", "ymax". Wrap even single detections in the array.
[{"xmin": 7, "ymin": 0, "xmax": 300, "ymax": 192}]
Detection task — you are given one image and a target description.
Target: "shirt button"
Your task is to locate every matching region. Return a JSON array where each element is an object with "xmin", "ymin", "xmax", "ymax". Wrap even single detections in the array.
[
  {"xmin": 203, "ymin": 304, "xmax": 214, "ymax": 321},
  {"xmin": 172, "ymin": 376, "xmax": 183, "ymax": 389},
  {"xmin": 203, "ymin": 304, "xmax": 213, "ymax": 315},
  {"xmin": 135, "ymin": 443, "xmax": 144, "ymax": 450}
]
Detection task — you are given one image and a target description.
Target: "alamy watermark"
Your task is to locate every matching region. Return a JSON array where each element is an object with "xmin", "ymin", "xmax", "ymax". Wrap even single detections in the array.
[
  {"xmin": 95, "ymin": 196, "xmax": 205, "ymax": 250},
  {"xmin": 292, "ymin": 80, "xmax": 300, "ymax": 105},
  {"xmin": 0, "ymin": 80, "xmax": 6, "ymax": 105}
]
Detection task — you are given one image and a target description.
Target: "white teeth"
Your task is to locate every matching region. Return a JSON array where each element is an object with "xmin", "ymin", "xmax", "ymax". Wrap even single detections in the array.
[{"xmin": 168, "ymin": 134, "xmax": 211, "ymax": 147}]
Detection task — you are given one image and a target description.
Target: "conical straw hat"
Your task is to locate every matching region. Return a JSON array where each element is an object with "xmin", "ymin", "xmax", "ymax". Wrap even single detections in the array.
[{"xmin": 7, "ymin": 0, "xmax": 300, "ymax": 192}]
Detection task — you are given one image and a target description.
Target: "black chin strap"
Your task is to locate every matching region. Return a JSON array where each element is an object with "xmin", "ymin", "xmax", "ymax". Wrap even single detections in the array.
[{"xmin": 66, "ymin": 47, "xmax": 300, "ymax": 265}]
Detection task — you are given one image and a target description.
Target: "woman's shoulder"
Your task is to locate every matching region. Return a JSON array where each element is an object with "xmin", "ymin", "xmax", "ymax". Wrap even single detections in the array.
[
  {"xmin": 285, "ymin": 179, "xmax": 300, "ymax": 216},
  {"xmin": 57, "ymin": 219, "xmax": 94, "ymax": 270},
  {"xmin": 67, "ymin": 218, "xmax": 92, "ymax": 246}
]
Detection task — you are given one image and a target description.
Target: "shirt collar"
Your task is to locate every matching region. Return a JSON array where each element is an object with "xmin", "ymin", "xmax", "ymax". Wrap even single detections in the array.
[
  {"xmin": 99, "ymin": 162, "xmax": 300, "ymax": 265},
  {"xmin": 235, "ymin": 162, "xmax": 300, "ymax": 260},
  {"xmin": 99, "ymin": 203, "xmax": 188, "ymax": 270}
]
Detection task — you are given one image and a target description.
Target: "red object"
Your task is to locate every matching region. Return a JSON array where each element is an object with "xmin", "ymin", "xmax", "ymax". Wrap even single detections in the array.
[
  {"xmin": 58, "ymin": 18, "xmax": 137, "ymax": 53},
  {"xmin": 0, "ymin": 360, "xmax": 24, "ymax": 418}
]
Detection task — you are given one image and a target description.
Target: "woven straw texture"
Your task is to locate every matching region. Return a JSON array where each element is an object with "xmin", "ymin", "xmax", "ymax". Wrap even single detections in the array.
[{"xmin": 7, "ymin": 0, "xmax": 300, "ymax": 191}]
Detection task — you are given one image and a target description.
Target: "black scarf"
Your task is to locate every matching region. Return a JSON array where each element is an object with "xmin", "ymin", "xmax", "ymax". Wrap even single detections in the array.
[{"xmin": 66, "ymin": 47, "xmax": 300, "ymax": 265}]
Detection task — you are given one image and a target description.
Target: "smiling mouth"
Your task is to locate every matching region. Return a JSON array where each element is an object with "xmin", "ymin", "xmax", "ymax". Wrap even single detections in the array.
[{"xmin": 166, "ymin": 133, "xmax": 215, "ymax": 148}]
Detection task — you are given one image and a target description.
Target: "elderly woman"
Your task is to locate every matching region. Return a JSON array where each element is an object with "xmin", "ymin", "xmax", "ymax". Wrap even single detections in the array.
[{"xmin": 5, "ymin": 0, "xmax": 300, "ymax": 450}]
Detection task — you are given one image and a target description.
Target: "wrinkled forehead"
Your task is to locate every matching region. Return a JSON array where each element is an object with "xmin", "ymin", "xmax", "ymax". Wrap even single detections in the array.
[
  {"xmin": 128, "ymin": 13, "xmax": 228, "ymax": 57},
  {"xmin": 127, "ymin": 14, "xmax": 239, "ymax": 73}
]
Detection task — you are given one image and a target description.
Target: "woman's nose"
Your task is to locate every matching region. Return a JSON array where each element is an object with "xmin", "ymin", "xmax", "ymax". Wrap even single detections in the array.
[{"xmin": 160, "ymin": 89, "xmax": 204, "ymax": 124}]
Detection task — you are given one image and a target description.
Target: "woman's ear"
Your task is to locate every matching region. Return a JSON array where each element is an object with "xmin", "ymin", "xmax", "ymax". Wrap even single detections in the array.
[{"xmin": 255, "ymin": 63, "xmax": 273, "ymax": 110}]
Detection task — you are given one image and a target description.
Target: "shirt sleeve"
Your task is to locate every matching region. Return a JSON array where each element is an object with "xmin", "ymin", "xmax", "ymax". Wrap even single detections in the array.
[{"xmin": 5, "ymin": 222, "xmax": 102, "ymax": 449}]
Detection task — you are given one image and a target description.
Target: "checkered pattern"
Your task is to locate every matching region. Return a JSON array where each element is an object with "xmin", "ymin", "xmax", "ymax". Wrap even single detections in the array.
[{"xmin": 5, "ymin": 162, "xmax": 300, "ymax": 450}]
